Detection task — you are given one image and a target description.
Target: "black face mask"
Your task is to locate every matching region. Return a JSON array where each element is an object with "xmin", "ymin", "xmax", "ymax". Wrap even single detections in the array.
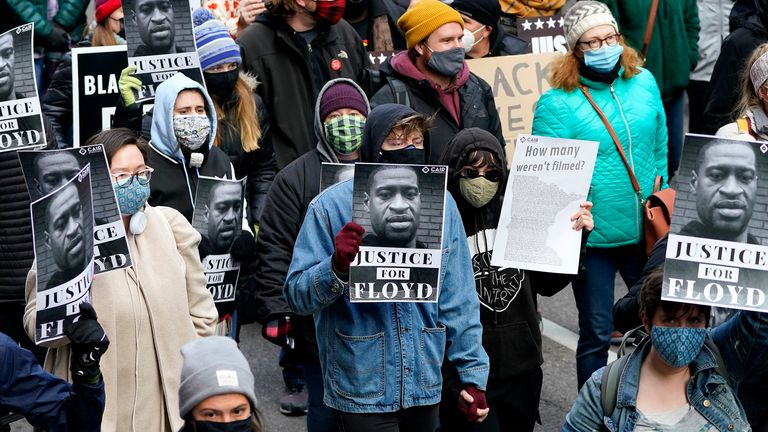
[
  {"xmin": 378, "ymin": 148, "xmax": 425, "ymax": 165},
  {"xmin": 190, "ymin": 418, "xmax": 251, "ymax": 432},
  {"xmin": 203, "ymin": 68, "xmax": 240, "ymax": 101}
]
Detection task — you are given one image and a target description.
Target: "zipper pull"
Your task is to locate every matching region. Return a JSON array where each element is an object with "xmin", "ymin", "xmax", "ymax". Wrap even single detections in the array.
[{"xmin": 307, "ymin": 43, "xmax": 312, "ymax": 53}]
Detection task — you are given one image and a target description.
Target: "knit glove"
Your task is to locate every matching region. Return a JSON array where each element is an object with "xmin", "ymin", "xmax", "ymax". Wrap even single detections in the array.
[
  {"xmin": 118, "ymin": 65, "xmax": 142, "ymax": 106},
  {"xmin": 458, "ymin": 385, "xmax": 488, "ymax": 423},
  {"xmin": 231, "ymin": 230, "xmax": 256, "ymax": 264},
  {"xmin": 332, "ymin": 222, "xmax": 364, "ymax": 277},
  {"xmin": 65, "ymin": 303, "xmax": 110, "ymax": 384}
]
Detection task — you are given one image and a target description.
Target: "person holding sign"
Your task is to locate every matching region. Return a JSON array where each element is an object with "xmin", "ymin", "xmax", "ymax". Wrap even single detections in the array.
[
  {"xmin": 563, "ymin": 268, "xmax": 768, "ymax": 432},
  {"xmin": 24, "ymin": 128, "xmax": 217, "ymax": 431},
  {"xmin": 438, "ymin": 128, "xmax": 593, "ymax": 432},
  {"xmin": 285, "ymin": 103, "xmax": 490, "ymax": 430},
  {"xmin": 532, "ymin": 1, "xmax": 668, "ymax": 389}
]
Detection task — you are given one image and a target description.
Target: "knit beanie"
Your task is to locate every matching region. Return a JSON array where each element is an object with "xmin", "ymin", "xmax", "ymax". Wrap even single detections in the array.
[
  {"xmin": 563, "ymin": 1, "xmax": 619, "ymax": 50},
  {"xmin": 193, "ymin": 8, "xmax": 242, "ymax": 71},
  {"xmin": 398, "ymin": 0, "xmax": 464, "ymax": 50},
  {"xmin": 95, "ymin": 0, "xmax": 121, "ymax": 23},
  {"xmin": 451, "ymin": 0, "xmax": 499, "ymax": 30},
  {"xmin": 319, "ymin": 82, "xmax": 369, "ymax": 121},
  {"xmin": 179, "ymin": 337, "xmax": 257, "ymax": 419}
]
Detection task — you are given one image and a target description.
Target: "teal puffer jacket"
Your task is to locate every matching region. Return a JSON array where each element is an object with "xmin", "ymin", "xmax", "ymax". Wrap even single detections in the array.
[{"xmin": 532, "ymin": 68, "xmax": 668, "ymax": 248}]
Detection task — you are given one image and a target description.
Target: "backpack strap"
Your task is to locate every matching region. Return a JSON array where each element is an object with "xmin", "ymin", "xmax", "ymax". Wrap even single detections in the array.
[
  {"xmin": 642, "ymin": 0, "xmax": 660, "ymax": 58},
  {"xmin": 387, "ymin": 77, "xmax": 411, "ymax": 108},
  {"xmin": 600, "ymin": 354, "xmax": 631, "ymax": 430}
]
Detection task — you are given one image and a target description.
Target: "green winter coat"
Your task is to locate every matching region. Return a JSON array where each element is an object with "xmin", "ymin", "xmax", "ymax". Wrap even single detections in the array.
[
  {"xmin": 0, "ymin": 0, "xmax": 88, "ymax": 43},
  {"xmin": 532, "ymin": 68, "xmax": 668, "ymax": 248},
  {"xmin": 600, "ymin": 0, "xmax": 699, "ymax": 103}
]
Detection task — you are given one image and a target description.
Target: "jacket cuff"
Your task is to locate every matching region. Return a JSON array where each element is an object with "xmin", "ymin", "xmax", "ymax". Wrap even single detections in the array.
[
  {"xmin": 312, "ymin": 256, "xmax": 347, "ymax": 305},
  {"xmin": 457, "ymin": 365, "xmax": 489, "ymax": 391}
]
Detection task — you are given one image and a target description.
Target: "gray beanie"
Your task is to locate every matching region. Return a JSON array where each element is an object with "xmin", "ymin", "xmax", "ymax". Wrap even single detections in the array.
[
  {"xmin": 563, "ymin": 1, "xmax": 619, "ymax": 49},
  {"xmin": 179, "ymin": 336, "xmax": 257, "ymax": 418}
]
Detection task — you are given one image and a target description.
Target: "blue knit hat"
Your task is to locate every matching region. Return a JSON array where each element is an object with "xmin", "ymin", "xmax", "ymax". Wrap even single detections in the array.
[{"xmin": 193, "ymin": 8, "xmax": 242, "ymax": 71}]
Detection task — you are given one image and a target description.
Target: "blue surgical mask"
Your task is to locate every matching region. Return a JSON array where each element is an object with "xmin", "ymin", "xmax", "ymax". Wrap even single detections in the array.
[
  {"xmin": 583, "ymin": 44, "xmax": 624, "ymax": 73},
  {"xmin": 651, "ymin": 325, "xmax": 707, "ymax": 368},
  {"xmin": 113, "ymin": 181, "xmax": 150, "ymax": 216}
]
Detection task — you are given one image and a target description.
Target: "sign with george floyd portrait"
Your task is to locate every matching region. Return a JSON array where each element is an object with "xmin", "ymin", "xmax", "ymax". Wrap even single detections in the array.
[
  {"xmin": 192, "ymin": 176, "xmax": 246, "ymax": 303},
  {"xmin": 663, "ymin": 134, "xmax": 768, "ymax": 313},
  {"xmin": 31, "ymin": 165, "xmax": 94, "ymax": 344},
  {"xmin": 18, "ymin": 145, "xmax": 133, "ymax": 274},
  {"xmin": 123, "ymin": 0, "xmax": 204, "ymax": 102},
  {"xmin": 0, "ymin": 23, "xmax": 46, "ymax": 152},
  {"xmin": 350, "ymin": 163, "xmax": 447, "ymax": 303},
  {"xmin": 320, "ymin": 162, "xmax": 355, "ymax": 192}
]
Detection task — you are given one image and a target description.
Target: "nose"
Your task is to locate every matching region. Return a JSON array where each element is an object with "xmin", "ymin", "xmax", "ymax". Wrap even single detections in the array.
[
  {"xmin": 389, "ymin": 193, "xmax": 408, "ymax": 211},
  {"xmin": 223, "ymin": 207, "xmax": 237, "ymax": 222},
  {"xmin": 65, "ymin": 216, "xmax": 79, "ymax": 238},
  {"xmin": 719, "ymin": 174, "xmax": 745, "ymax": 196},
  {"xmin": 150, "ymin": 6, "xmax": 165, "ymax": 21}
]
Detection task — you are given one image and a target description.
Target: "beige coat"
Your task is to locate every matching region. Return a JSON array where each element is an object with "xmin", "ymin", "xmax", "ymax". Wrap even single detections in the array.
[{"xmin": 24, "ymin": 205, "xmax": 218, "ymax": 432}]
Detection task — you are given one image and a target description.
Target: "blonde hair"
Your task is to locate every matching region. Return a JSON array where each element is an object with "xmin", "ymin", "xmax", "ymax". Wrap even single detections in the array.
[
  {"xmin": 734, "ymin": 43, "xmax": 768, "ymax": 120},
  {"xmin": 212, "ymin": 77, "xmax": 262, "ymax": 152},
  {"xmin": 91, "ymin": 21, "xmax": 117, "ymax": 47},
  {"xmin": 549, "ymin": 40, "xmax": 643, "ymax": 91}
]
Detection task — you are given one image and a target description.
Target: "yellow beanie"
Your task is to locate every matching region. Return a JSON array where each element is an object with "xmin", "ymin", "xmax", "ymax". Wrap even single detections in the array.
[{"xmin": 398, "ymin": 0, "xmax": 465, "ymax": 50}]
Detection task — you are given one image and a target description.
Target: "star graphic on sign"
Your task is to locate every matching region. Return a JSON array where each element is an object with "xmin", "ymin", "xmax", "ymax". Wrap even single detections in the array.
[
  {"xmin": 369, "ymin": 53, "xmax": 376, "ymax": 64},
  {"xmin": 521, "ymin": 20, "xmax": 533, "ymax": 31},
  {"xmin": 534, "ymin": 19, "xmax": 544, "ymax": 29},
  {"xmin": 546, "ymin": 17, "xmax": 556, "ymax": 28},
  {"xmin": 377, "ymin": 53, "xmax": 387, "ymax": 64},
  {"xmin": 558, "ymin": 17, "xmax": 565, "ymax": 27}
]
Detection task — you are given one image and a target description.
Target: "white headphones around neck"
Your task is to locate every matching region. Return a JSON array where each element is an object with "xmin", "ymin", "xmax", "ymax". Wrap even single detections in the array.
[{"xmin": 129, "ymin": 207, "xmax": 148, "ymax": 235}]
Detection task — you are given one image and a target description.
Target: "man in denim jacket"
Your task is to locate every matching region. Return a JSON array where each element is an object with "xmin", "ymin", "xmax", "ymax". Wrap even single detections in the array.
[{"xmin": 285, "ymin": 104, "xmax": 490, "ymax": 430}]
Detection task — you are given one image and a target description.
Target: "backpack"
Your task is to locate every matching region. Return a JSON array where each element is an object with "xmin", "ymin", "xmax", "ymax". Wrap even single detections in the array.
[{"xmin": 598, "ymin": 326, "xmax": 729, "ymax": 431}]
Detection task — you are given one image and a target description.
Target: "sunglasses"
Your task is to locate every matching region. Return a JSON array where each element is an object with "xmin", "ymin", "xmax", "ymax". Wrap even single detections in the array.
[{"xmin": 458, "ymin": 167, "xmax": 501, "ymax": 182}]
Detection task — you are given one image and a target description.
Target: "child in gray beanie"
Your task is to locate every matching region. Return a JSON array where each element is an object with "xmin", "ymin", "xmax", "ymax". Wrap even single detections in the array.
[{"xmin": 178, "ymin": 336, "xmax": 264, "ymax": 432}]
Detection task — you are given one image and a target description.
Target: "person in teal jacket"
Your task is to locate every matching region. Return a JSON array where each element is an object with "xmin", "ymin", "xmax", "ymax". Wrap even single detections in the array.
[{"xmin": 532, "ymin": 1, "xmax": 668, "ymax": 390}]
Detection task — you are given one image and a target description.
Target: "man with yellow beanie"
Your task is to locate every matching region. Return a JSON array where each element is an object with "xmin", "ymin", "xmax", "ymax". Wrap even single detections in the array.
[{"xmin": 370, "ymin": 0, "xmax": 505, "ymax": 164}]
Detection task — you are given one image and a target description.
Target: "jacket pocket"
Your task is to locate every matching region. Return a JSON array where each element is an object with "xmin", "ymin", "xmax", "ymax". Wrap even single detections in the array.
[
  {"xmin": 420, "ymin": 326, "xmax": 447, "ymax": 391},
  {"xmin": 483, "ymin": 322, "xmax": 542, "ymax": 380},
  {"xmin": 331, "ymin": 330, "xmax": 386, "ymax": 399}
]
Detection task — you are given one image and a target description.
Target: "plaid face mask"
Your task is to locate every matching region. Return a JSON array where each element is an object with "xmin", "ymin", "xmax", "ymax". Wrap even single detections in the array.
[{"xmin": 324, "ymin": 114, "xmax": 365, "ymax": 155}]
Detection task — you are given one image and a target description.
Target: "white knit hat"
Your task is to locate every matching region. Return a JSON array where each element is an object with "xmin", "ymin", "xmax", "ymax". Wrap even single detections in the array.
[{"xmin": 563, "ymin": 1, "xmax": 619, "ymax": 49}]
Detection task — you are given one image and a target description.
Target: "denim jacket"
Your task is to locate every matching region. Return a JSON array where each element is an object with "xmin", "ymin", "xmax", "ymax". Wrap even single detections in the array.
[
  {"xmin": 284, "ymin": 180, "xmax": 489, "ymax": 413},
  {"xmin": 562, "ymin": 310, "xmax": 768, "ymax": 431}
]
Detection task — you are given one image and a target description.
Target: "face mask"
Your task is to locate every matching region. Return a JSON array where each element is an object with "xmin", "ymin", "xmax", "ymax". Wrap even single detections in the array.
[
  {"xmin": 459, "ymin": 177, "xmax": 498, "ymax": 208},
  {"xmin": 324, "ymin": 114, "xmax": 365, "ymax": 155},
  {"xmin": 204, "ymin": 68, "xmax": 239, "ymax": 101},
  {"xmin": 173, "ymin": 115, "xmax": 211, "ymax": 151},
  {"xmin": 113, "ymin": 181, "xmax": 150, "ymax": 216},
  {"xmin": 425, "ymin": 45, "xmax": 465, "ymax": 77},
  {"xmin": 583, "ymin": 44, "xmax": 624, "ymax": 73},
  {"xmin": 379, "ymin": 147, "xmax": 425, "ymax": 165},
  {"xmin": 308, "ymin": 0, "xmax": 346, "ymax": 26},
  {"xmin": 190, "ymin": 418, "xmax": 252, "ymax": 432},
  {"xmin": 651, "ymin": 325, "xmax": 707, "ymax": 368},
  {"xmin": 462, "ymin": 26, "xmax": 485, "ymax": 54},
  {"xmin": 115, "ymin": 33, "xmax": 127, "ymax": 45}
]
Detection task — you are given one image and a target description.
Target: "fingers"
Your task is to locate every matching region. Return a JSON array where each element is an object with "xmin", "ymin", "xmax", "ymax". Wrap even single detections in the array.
[
  {"xmin": 344, "ymin": 221, "xmax": 365, "ymax": 235},
  {"xmin": 570, "ymin": 202, "xmax": 594, "ymax": 231},
  {"xmin": 459, "ymin": 389, "xmax": 474, "ymax": 403},
  {"xmin": 120, "ymin": 65, "xmax": 137, "ymax": 78},
  {"xmin": 78, "ymin": 303, "xmax": 98, "ymax": 321},
  {"xmin": 475, "ymin": 407, "xmax": 490, "ymax": 422},
  {"xmin": 125, "ymin": 76, "xmax": 143, "ymax": 90}
]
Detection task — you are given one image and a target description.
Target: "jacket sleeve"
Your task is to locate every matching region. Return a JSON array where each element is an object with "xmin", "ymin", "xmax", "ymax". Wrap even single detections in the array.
[
  {"xmin": 702, "ymin": 35, "xmax": 746, "ymax": 134},
  {"xmin": 0, "ymin": 337, "xmax": 105, "ymax": 432},
  {"xmin": 712, "ymin": 306, "xmax": 768, "ymax": 388},
  {"xmin": 531, "ymin": 91, "xmax": 573, "ymax": 139},
  {"xmin": 246, "ymin": 95, "xmax": 276, "ymax": 225},
  {"xmin": 684, "ymin": 0, "xmax": 701, "ymax": 72},
  {"xmin": 439, "ymin": 197, "xmax": 490, "ymax": 389},
  {"xmin": 8, "ymin": 1, "xmax": 52, "ymax": 36},
  {"xmin": 53, "ymin": 0, "xmax": 89, "ymax": 31},
  {"xmin": 161, "ymin": 207, "xmax": 218, "ymax": 337},
  {"xmin": 23, "ymin": 263, "xmax": 70, "ymax": 348},
  {"xmin": 111, "ymin": 98, "xmax": 145, "ymax": 134},
  {"xmin": 561, "ymin": 368, "xmax": 606, "ymax": 432},
  {"xmin": 42, "ymin": 53, "xmax": 73, "ymax": 148}
]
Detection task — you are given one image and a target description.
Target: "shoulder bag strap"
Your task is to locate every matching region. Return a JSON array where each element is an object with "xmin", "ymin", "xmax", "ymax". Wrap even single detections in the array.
[
  {"xmin": 579, "ymin": 85, "xmax": 643, "ymax": 199},
  {"xmin": 642, "ymin": 0, "xmax": 660, "ymax": 58}
]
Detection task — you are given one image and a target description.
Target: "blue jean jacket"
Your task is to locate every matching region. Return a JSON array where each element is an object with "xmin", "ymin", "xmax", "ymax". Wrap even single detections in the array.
[
  {"xmin": 285, "ymin": 180, "xmax": 489, "ymax": 413},
  {"xmin": 562, "ymin": 309, "xmax": 768, "ymax": 431}
]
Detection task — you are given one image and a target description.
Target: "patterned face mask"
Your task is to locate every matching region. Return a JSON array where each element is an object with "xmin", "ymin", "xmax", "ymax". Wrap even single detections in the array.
[
  {"xmin": 651, "ymin": 325, "xmax": 707, "ymax": 368},
  {"xmin": 173, "ymin": 115, "xmax": 210, "ymax": 151},
  {"xmin": 113, "ymin": 181, "xmax": 150, "ymax": 216},
  {"xmin": 324, "ymin": 114, "xmax": 366, "ymax": 155}
]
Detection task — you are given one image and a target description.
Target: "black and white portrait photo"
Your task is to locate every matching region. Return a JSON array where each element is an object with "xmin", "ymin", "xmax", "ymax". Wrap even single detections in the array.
[{"xmin": 125, "ymin": 0, "xmax": 183, "ymax": 56}]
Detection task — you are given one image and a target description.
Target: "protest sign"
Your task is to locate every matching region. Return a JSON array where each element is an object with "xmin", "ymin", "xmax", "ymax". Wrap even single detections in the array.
[
  {"xmin": 350, "ymin": 163, "xmax": 447, "ymax": 302},
  {"xmin": 367, "ymin": 51, "xmax": 397, "ymax": 71},
  {"xmin": 72, "ymin": 45, "xmax": 129, "ymax": 146},
  {"xmin": 467, "ymin": 52, "xmax": 561, "ymax": 162},
  {"xmin": 124, "ymin": 0, "xmax": 205, "ymax": 102},
  {"xmin": 192, "ymin": 176, "xmax": 246, "ymax": 303},
  {"xmin": 492, "ymin": 135, "xmax": 597, "ymax": 274},
  {"xmin": 320, "ymin": 163, "xmax": 355, "ymax": 192},
  {"xmin": 31, "ymin": 165, "xmax": 94, "ymax": 343},
  {"xmin": 517, "ymin": 13, "xmax": 567, "ymax": 54},
  {"xmin": 663, "ymin": 134, "xmax": 768, "ymax": 313},
  {"xmin": 18, "ymin": 145, "xmax": 133, "ymax": 274},
  {"xmin": 0, "ymin": 23, "xmax": 46, "ymax": 152}
]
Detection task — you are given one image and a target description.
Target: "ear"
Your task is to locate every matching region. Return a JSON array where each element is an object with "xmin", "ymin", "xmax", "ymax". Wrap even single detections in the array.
[
  {"xmin": 483, "ymin": 25, "xmax": 493, "ymax": 38},
  {"xmin": 203, "ymin": 204, "xmax": 209, "ymax": 219},
  {"xmin": 414, "ymin": 43, "xmax": 425, "ymax": 57},
  {"xmin": 689, "ymin": 170, "xmax": 698, "ymax": 194},
  {"xmin": 44, "ymin": 231, "xmax": 51, "ymax": 250},
  {"xmin": 363, "ymin": 192, "xmax": 370, "ymax": 212},
  {"xmin": 641, "ymin": 310, "xmax": 652, "ymax": 334}
]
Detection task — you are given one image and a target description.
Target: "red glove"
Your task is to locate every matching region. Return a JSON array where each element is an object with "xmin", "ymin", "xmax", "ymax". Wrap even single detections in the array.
[
  {"xmin": 458, "ymin": 385, "xmax": 488, "ymax": 423},
  {"xmin": 332, "ymin": 222, "xmax": 364, "ymax": 276}
]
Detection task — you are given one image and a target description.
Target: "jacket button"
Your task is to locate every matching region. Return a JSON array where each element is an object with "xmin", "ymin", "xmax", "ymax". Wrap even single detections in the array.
[
  {"xmin": 728, "ymin": 425, "xmax": 735, "ymax": 430},
  {"xmin": 703, "ymin": 400, "xmax": 711, "ymax": 408}
]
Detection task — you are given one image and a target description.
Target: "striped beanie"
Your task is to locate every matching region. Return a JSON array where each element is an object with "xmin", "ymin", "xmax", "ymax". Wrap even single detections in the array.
[{"xmin": 193, "ymin": 8, "xmax": 242, "ymax": 71}]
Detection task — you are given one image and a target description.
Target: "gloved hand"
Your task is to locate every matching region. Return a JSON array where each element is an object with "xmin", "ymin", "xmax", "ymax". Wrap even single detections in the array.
[
  {"xmin": 261, "ymin": 313, "xmax": 294, "ymax": 348},
  {"xmin": 65, "ymin": 303, "xmax": 109, "ymax": 383},
  {"xmin": 44, "ymin": 22, "xmax": 70, "ymax": 52},
  {"xmin": 231, "ymin": 230, "xmax": 256, "ymax": 263},
  {"xmin": 332, "ymin": 222, "xmax": 364, "ymax": 277},
  {"xmin": 118, "ymin": 65, "xmax": 142, "ymax": 106},
  {"xmin": 458, "ymin": 385, "xmax": 488, "ymax": 423}
]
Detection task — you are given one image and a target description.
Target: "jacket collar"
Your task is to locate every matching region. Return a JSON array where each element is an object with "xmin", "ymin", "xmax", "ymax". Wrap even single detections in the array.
[{"xmin": 579, "ymin": 66, "xmax": 625, "ymax": 90}]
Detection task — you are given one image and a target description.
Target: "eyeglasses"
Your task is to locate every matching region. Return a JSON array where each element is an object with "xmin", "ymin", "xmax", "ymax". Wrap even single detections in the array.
[
  {"xmin": 577, "ymin": 33, "xmax": 621, "ymax": 51},
  {"xmin": 458, "ymin": 167, "xmax": 502, "ymax": 182},
  {"xmin": 112, "ymin": 167, "xmax": 154, "ymax": 188}
]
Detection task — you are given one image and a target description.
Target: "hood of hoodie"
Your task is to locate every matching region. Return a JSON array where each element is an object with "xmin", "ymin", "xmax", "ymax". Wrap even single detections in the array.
[
  {"xmin": 360, "ymin": 103, "xmax": 425, "ymax": 163},
  {"xmin": 314, "ymin": 78, "xmax": 371, "ymax": 163},
  {"xmin": 150, "ymin": 73, "xmax": 217, "ymax": 162},
  {"xmin": 758, "ymin": 0, "xmax": 768, "ymax": 26}
]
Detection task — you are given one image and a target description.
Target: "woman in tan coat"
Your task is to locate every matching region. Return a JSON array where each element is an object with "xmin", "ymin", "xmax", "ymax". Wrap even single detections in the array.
[{"xmin": 24, "ymin": 128, "xmax": 218, "ymax": 432}]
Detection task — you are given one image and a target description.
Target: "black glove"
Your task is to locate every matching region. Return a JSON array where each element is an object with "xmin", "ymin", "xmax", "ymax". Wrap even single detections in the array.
[
  {"xmin": 44, "ymin": 23, "xmax": 70, "ymax": 52},
  {"xmin": 65, "ymin": 303, "xmax": 109, "ymax": 382},
  {"xmin": 231, "ymin": 230, "xmax": 256, "ymax": 263}
]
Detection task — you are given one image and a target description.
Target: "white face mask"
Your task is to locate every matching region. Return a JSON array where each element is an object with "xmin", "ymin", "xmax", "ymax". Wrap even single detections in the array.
[{"xmin": 462, "ymin": 26, "xmax": 486, "ymax": 54}]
